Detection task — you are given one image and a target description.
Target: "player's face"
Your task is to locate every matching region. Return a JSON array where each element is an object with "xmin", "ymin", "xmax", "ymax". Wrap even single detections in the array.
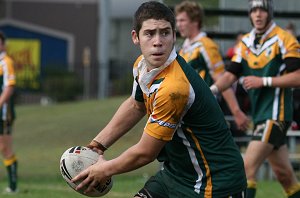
[
  {"xmin": 176, "ymin": 12, "xmax": 195, "ymax": 38},
  {"xmin": 132, "ymin": 19, "xmax": 175, "ymax": 70},
  {"xmin": 250, "ymin": 8, "xmax": 269, "ymax": 33}
]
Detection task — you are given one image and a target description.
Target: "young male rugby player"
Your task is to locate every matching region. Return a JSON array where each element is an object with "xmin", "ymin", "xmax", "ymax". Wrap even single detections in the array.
[{"xmin": 73, "ymin": 1, "xmax": 246, "ymax": 197}]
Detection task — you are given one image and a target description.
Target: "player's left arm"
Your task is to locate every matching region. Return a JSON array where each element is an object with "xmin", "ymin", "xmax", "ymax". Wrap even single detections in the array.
[
  {"xmin": 243, "ymin": 69, "xmax": 300, "ymax": 89},
  {"xmin": 270, "ymin": 67, "xmax": 300, "ymax": 88},
  {"xmin": 269, "ymin": 31, "xmax": 300, "ymax": 87},
  {"xmin": 0, "ymin": 85, "xmax": 14, "ymax": 107}
]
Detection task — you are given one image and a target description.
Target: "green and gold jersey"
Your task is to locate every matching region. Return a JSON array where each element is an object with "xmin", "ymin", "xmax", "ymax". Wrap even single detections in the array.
[
  {"xmin": 0, "ymin": 52, "xmax": 16, "ymax": 122},
  {"xmin": 179, "ymin": 32, "xmax": 225, "ymax": 86},
  {"xmin": 230, "ymin": 23, "xmax": 300, "ymax": 124},
  {"xmin": 131, "ymin": 49, "xmax": 246, "ymax": 197}
]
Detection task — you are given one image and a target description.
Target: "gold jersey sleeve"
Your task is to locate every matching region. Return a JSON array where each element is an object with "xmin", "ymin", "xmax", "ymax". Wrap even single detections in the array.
[
  {"xmin": 143, "ymin": 62, "xmax": 192, "ymax": 141},
  {"xmin": 0, "ymin": 55, "xmax": 16, "ymax": 86}
]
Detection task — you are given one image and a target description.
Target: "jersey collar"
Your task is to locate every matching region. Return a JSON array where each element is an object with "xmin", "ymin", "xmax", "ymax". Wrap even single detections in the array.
[
  {"xmin": 137, "ymin": 47, "xmax": 177, "ymax": 95},
  {"xmin": 248, "ymin": 22, "xmax": 276, "ymax": 48},
  {"xmin": 181, "ymin": 32, "xmax": 206, "ymax": 53}
]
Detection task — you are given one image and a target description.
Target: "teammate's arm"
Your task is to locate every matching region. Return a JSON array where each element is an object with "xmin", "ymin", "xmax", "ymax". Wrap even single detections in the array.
[
  {"xmin": 211, "ymin": 71, "xmax": 238, "ymax": 95},
  {"xmin": 213, "ymin": 74, "xmax": 249, "ymax": 130},
  {"xmin": 271, "ymin": 68, "xmax": 300, "ymax": 87},
  {"xmin": 208, "ymin": 43, "xmax": 248, "ymax": 130},
  {"xmin": 241, "ymin": 68, "xmax": 300, "ymax": 90},
  {"xmin": 89, "ymin": 96, "xmax": 146, "ymax": 153}
]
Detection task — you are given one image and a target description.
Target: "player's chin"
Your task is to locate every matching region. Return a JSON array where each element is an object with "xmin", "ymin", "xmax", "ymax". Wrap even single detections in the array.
[{"xmin": 150, "ymin": 56, "xmax": 167, "ymax": 66}]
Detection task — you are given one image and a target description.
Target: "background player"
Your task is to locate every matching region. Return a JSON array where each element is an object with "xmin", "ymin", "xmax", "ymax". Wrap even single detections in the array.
[
  {"xmin": 72, "ymin": 1, "xmax": 247, "ymax": 197},
  {"xmin": 175, "ymin": 1, "xmax": 249, "ymax": 131},
  {"xmin": 0, "ymin": 31, "xmax": 18, "ymax": 194},
  {"xmin": 210, "ymin": 0, "xmax": 300, "ymax": 197}
]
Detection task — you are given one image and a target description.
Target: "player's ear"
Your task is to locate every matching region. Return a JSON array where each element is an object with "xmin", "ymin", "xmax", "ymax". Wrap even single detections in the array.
[{"xmin": 131, "ymin": 30, "xmax": 139, "ymax": 45}]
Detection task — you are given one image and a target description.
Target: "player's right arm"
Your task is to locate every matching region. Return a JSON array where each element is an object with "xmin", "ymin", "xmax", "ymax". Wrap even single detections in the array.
[{"xmin": 89, "ymin": 96, "xmax": 146, "ymax": 153}]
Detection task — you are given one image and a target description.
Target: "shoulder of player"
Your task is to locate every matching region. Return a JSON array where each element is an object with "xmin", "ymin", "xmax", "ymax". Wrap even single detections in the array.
[
  {"xmin": 274, "ymin": 25, "xmax": 297, "ymax": 42},
  {"xmin": 239, "ymin": 32, "xmax": 250, "ymax": 43},
  {"xmin": 159, "ymin": 66, "xmax": 190, "ymax": 95},
  {"xmin": 156, "ymin": 79, "xmax": 190, "ymax": 103},
  {"xmin": 197, "ymin": 36, "xmax": 219, "ymax": 48}
]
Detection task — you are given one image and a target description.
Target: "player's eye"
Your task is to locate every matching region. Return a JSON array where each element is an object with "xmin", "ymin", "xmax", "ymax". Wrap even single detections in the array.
[
  {"xmin": 161, "ymin": 30, "xmax": 170, "ymax": 37},
  {"xmin": 144, "ymin": 31, "xmax": 154, "ymax": 37}
]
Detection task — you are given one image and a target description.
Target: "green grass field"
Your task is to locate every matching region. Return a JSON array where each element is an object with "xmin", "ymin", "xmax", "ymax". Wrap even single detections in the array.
[{"xmin": 0, "ymin": 96, "xmax": 287, "ymax": 197}]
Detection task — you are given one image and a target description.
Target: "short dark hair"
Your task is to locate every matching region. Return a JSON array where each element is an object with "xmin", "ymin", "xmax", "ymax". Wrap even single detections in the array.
[
  {"xmin": 0, "ymin": 31, "xmax": 6, "ymax": 44},
  {"xmin": 133, "ymin": 1, "xmax": 175, "ymax": 37}
]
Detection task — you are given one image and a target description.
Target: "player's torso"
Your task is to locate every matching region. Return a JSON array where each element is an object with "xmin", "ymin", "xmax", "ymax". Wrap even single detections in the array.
[
  {"xmin": 237, "ymin": 25, "xmax": 298, "ymax": 123},
  {"xmin": 135, "ymin": 56, "xmax": 246, "ymax": 196},
  {"xmin": 240, "ymin": 31, "xmax": 284, "ymax": 77},
  {"xmin": 0, "ymin": 54, "xmax": 16, "ymax": 121},
  {"xmin": 0, "ymin": 54, "xmax": 15, "ymax": 88}
]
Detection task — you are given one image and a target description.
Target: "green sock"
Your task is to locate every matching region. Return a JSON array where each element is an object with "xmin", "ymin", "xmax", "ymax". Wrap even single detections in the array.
[
  {"xmin": 4, "ymin": 156, "xmax": 18, "ymax": 191},
  {"xmin": 288, "ymin": 190, "xmax": 300, "ymax": 198},
  {"xmin": 246, "ymin": 180, "xmax": 257, "ymax": 198},
  {"xmin": 246, "ymin": 187, "xmax": 256, "ymax": 198}
]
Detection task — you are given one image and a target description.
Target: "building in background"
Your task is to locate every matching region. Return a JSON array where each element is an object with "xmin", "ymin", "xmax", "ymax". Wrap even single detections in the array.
[
  {"xmin": 0, "ymin": 0, "xmax": 299, "ymax": 101},
  {"xmin": 0, "ymin": 0, "xmax": 150, "ymax": 99}
]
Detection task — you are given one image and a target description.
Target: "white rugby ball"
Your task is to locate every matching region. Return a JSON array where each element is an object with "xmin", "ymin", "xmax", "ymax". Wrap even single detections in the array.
[{"xmin": 59, "ymin": 146, "xmax": 113, "ymax": 197}]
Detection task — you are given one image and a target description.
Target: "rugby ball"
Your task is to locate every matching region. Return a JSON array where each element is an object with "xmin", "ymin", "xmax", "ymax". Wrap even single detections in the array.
[{"xmin": 59, "ymin": 146, "xmax": 113, "ymax": 197}]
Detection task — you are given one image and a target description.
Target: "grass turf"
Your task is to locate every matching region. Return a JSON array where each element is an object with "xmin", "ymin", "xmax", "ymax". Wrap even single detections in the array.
[{"xmin": 0, "ymin": 96, "xmax": 287, "ymax": 197}]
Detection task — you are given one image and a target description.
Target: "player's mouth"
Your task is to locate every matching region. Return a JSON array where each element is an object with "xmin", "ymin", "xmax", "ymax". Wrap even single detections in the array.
[
  {"xmin": 254, "ymin": 19, "xmax": 263, "ymax": 25},
  {"xmin": 152, "ymin": 52, "xmax": 164, "ymax": 57}
]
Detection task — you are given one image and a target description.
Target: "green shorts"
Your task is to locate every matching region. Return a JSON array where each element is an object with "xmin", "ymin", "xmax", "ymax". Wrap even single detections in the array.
[
  {"xmin": 135, "ymin": 170, "xmax": 246, "ymax": 198},
  {"xmin": 0, "ymin": 120, "xmax": 14, "ymax": 135},
  {"xmin": 135, "ymin": 171, "xmax": 198, "ymax": 198},
  {"xmin": 252, "ymin": 119, "xmax": 290, "ymax": 149}
]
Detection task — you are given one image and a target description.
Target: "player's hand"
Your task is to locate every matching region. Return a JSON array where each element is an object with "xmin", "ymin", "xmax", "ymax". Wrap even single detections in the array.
[
  {"xmin": 242, "ymin": 76, "xmax": 263, "ymax": 90},
  {"xmin": 72, "ymin": 155, "xmax": 110, "ymax": 194},
  {"xmin": 233, "ymin": 110, "xmax": 250, "ymax": 131}
]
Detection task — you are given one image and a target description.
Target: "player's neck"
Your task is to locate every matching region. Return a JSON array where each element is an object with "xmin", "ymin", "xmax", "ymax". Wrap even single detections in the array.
[
  {"xmin": 188, "ymin": 30, "xmax": 201, "ymax": 41},
  {"xmin": 255, "ymin": 21, "xmax": 272, "ymax": 34}
]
